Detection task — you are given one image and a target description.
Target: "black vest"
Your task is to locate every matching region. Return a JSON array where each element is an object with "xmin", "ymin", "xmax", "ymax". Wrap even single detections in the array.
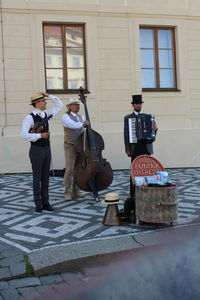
[{"xmin": 30, "ymin": 113, "xmax": 50, "ymax": 146}]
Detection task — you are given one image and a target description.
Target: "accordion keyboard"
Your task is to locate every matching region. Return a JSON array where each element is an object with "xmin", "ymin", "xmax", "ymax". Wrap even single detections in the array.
[{"xmin": 128, "ymin": 118, "xmax": 138, "ymax": 143}]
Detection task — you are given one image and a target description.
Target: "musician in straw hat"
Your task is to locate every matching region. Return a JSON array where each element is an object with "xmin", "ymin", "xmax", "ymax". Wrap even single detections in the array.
[
  {"xmin": 62, "ymin": 97, "xmax": 89, "ymax": 201},
  {"xmin": 21, "ymin": 92, "xmax": 63, "ymax": 213}
]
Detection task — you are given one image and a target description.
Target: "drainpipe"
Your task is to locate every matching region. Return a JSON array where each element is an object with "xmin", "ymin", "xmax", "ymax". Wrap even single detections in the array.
[{"xmin": 0, "ymin": 0, "xmax": 8, "ymax": 136}]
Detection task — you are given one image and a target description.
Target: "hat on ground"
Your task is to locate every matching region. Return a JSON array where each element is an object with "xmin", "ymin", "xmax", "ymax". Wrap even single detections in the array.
[
  {"xmin": 101, "ymin": 192, "xmax": 123, "ymax": 205},
  {"xmin": 66, "ymin": 98, "xmax": 81, "ymax": 106},
  {"xmin": 131, "ymin": 94, "xmax": 144, "ymax": 104},
  {"xmin": 30, "ymin": 93, "xmax": 47, "ymax": 105}
]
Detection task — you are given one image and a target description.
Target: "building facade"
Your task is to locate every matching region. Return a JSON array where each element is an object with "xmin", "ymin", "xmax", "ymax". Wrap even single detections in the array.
[{"xmin": 1, "ymin": 0, "xmax": 200, "ymax": 173}]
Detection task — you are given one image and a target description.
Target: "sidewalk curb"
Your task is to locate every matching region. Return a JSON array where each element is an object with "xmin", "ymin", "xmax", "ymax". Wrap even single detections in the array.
[{"xmin": 28, "ymin": 225, "xmax": 195, "ymax": 276}]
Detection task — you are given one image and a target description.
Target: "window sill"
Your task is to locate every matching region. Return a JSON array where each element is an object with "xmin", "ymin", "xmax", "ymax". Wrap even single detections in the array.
[
  {"xmin": 142, "ymin": 88, "xmax": 181, "ymax": 92},
  {"xmin": 46, "ymin": 89, "xmax": 90, "ymax": 95}
]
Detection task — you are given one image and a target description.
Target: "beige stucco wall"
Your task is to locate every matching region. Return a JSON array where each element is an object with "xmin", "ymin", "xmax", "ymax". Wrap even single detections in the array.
[{"xmin": 1, "ymin": 0, "xmax": 200, "ymax": 173}]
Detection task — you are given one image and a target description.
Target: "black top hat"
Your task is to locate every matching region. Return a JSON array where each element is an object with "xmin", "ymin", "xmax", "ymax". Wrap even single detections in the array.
[{"xmin": 131, "ymin": 94, "xmax": 144, "ymax": 104}]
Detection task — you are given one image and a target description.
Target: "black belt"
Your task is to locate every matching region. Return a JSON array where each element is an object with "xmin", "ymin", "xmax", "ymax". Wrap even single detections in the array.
[{"xmin": 30, "ymin": 143, "xmax": 50, "ymax": 147}]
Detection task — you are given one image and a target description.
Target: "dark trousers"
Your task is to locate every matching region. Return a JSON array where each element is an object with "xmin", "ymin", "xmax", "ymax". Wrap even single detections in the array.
[
  {"xmin": 130, "ymin": 143, "xmax": 150, "ymax": 198},
  {"xmin": 29, "ymin": 145, "xmax": 51, "ymax": 207}
]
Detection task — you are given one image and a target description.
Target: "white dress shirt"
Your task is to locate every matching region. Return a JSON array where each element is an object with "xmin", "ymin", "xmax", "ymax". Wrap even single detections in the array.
[
  {"xmin": 62, "ymin": 112, "xmax": 85, "ymax": 129},
  {"xmin": 21, "ymin": 95, "xmax": 64, "ymax": 142},
  {"xmin": 134, "ymin": 110, "xmax": 142, "ymax": 116}
]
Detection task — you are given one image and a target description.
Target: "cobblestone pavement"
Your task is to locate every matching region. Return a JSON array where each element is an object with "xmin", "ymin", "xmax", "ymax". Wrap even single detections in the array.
[{"xmin": 0, "ymin": 168, "xmax": 200, "ymax": 299}]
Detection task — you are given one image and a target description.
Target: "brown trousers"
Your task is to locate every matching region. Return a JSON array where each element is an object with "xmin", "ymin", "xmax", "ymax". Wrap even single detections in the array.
[{"xmin": 64, "ymin": 143, "xmax": 78, "ymax": 195}]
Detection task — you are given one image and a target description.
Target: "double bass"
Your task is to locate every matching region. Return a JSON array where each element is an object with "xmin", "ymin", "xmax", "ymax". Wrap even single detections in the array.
[{"xmin": 74, "ymin": 87, "xmax": 113, "ymax": 201}]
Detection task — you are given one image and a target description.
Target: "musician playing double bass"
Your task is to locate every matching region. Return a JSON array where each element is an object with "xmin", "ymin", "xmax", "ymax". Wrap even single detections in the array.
[
  {"xmin": 62, "ymin": 98, "xmax": 89, "ymax": 201},
  {"xmin": 65, "ymin": 88, "xmax": 113, "ymax": 202},
  {"xmin": 124, "ymin": 94, "xmax": 158, "ymax": 209}
]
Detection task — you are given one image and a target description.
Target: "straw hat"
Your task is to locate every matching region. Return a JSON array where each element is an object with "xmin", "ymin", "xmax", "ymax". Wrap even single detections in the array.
[
  {"xmin": 101, "ymin": 192, "xmax": 123, "ymax": 205},
  {"xmin": 30, "ymin": 93, "xmax": 47, "ymax": 105},
  {"xmin": 66, "ymin": 98, "xmax": 81, "ymax": 106}
]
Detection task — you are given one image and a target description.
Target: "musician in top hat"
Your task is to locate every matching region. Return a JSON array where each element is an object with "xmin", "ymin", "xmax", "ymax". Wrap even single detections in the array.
[
  {"xmin": 123, "ymin": 94, "xmax": 158, "ymax": 215},
  {"xmin": 62, "ymin": 98, "xmax": 89, "ymax": 201},
  {"xmin": 21, "ymin": 92, "xmax": 64, "ymax": 212}
]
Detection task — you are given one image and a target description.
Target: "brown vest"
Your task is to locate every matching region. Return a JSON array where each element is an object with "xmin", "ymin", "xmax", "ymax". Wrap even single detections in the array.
[{"xmin": 64, "ymin": 113, "xmax": 84, "ymax": 144}]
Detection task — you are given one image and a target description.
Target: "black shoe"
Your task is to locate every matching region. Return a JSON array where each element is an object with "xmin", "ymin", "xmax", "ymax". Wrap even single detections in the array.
[
  {"xmin": 42, "ymin": 204, "xmax": 54, "ymax": 211},
  {"xmin": 35, "ymin": 206, "xmax": 42, "ymax": 213},
  {"xmin": 119, "ymin": 209, "xmax": 126, "ymax": 218}
]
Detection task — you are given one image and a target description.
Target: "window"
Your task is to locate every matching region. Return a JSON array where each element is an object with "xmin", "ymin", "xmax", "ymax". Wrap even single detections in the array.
[
  {"xmin": 140, "ymin": 27, "xmax": 177, "ymax": 91},
  {"xmin": 43, "ymin": 24, "xmax": 87, "ymax": 93}
]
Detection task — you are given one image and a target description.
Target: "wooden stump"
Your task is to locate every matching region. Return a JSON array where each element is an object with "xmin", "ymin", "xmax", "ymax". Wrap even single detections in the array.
[{"xmin": 135, "ymin": 184, "xmax": 178, "ymax": 224}]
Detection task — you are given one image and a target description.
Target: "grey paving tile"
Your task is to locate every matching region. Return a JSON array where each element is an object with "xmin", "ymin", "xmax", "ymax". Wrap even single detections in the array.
[
  {"xmin": 0, "ymin": 267, "xmax": 11, "ymax": 281},
  {"xmin": 34, "ymin": 284, "xmax": 50, "ymax": 295},
  {"xmin": 39, "ymin": 274, "xmax": 63, "ymax": 285},
  {"xmin": 1, "ymin": 248, "xmax": 24, "ymax": 258},
  {"xmin": 9, "ymin": 262, "xmax": 26, "ymax": 278},
  {"xmin": 0, "ymin": 254, "xmax": 24, "ymax": 267},
  {"xmin": 0, "ymin": 243, "xmax": 14, "ymax": 252},
  {"xmin": 17, "ymin": 286, "xmax": 41, "ymax": 299},
  {"xmin": 51, "ymin": 282, "xmax": 71, "ymax": 297},
  {"xmin": 0, "ymin": 281, "xmax": 9, "ymax": 290},
  {"xmin": 1, "ymin": 287, "xmax": 21, "ymax": 300},
  {"xmin": 8, "ymin": 277, "xmax": 41, "ymax": 288},
  {"xmin": 35, "ymin": 285, "xmax": 59, "ymax": 299}
]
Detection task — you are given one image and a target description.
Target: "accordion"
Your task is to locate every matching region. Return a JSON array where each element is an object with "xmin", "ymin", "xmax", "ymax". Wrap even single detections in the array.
[{"xmin": 128, "ymin": 113, "xmax": 156, "ymax": 143}]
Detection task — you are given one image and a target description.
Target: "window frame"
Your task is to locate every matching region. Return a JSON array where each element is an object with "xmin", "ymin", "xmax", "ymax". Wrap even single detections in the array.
[
  {"xmin": 43, "ymin": 23, "xmax": 88, "ymax": 94},
  {"xmin": 140, "ymin": 26, "xmax": 178, "ymax": 92}
]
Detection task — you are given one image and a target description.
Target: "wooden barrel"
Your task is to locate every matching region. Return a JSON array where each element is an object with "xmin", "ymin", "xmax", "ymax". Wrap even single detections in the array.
[{"xmin": 135, "ymin": 184, "xmax": 178, "ymax": 223}]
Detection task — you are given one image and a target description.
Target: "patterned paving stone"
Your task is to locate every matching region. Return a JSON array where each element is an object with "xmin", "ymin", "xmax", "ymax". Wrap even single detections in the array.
[{"xmin": 0, "ymin": 169, "xmax": 199, "ymax": 253}]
